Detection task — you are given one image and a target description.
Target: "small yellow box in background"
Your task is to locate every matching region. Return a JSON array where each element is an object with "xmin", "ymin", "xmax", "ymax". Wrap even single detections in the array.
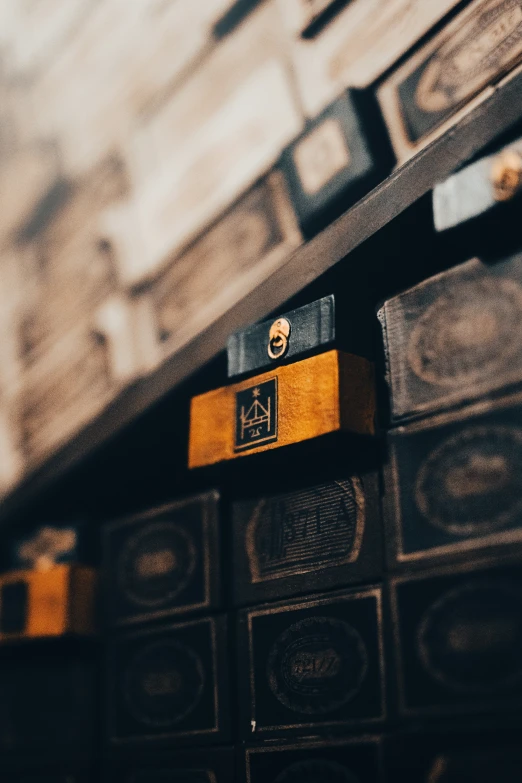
[{"xmin": 0, "ymin": 563, "xmax": 96, "ymax": 642}]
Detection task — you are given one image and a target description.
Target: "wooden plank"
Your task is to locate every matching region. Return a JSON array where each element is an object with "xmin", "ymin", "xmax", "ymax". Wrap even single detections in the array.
[
  {"xmin": 237, "ymin": 587, "xmax": 385, "ymax": 737},
  {"xmin": 20, "ymin": 300, "xmax": 140, "ymax": 466},
  {"xmin": 189, "ymin": 350, "xmax": 375, "ymax": 469},
  {"xmin": 232, "ymin": 472, "xmax": 381, "ymax": 606},
  {"xmin": 0, "ymin": 144, "xmax": 59, "ymax": 246},
  {"xmin": 378, "ymin": 0, "xmax": 522, "ymax": 162},
  {"xmin": 284, "ymin": 0, "xmax": 463, "ymax": 117},
  {"xmin": 0, "ymin": 0, "xmax": 93, "ymax": 79}
]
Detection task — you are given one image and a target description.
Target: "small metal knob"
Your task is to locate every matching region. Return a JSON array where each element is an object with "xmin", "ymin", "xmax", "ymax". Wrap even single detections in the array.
[
  {"xmin": 491, "ymin": 149, "xmax": 522, "ymax": 202},
  {"xmin": 267, "ymin": 317, "xmax": 291, "ymax": 360}
]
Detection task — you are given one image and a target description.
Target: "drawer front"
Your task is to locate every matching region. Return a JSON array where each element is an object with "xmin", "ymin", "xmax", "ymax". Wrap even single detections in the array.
[
  {"xmin": 107, "ymin": 616, "xmax": 229, "ymax": 745},
  {"xmin": 392, "ymin": 561, "xmax": 522, "ymax": 715},
  {"xmin": 387, "ymin": 395, "xmax": 522, "ymax": 564},
  {"xmin": 378, "ymin": 0, "xmax": 522, "ymax": 161},
  {"xmin": 238, "ymin": 587, "xmax": 384, "ymax": 737},
  {"xmin": 280, "ymin": 91, "xmax": 392, "ymax": 236},
  {"xmin": 104, "ymin": 492, "xmax": 221, "ymax": 627}
]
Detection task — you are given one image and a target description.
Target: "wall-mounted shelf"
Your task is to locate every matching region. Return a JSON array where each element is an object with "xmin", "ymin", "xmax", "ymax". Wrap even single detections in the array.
[{"xmin": 2, "ymin": 67, "xmax": 522, "ymax": 528}]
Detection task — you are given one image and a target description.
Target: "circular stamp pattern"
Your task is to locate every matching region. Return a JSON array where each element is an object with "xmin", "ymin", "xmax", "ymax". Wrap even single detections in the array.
[
  {"xmin": 118, "ymin": 522, "xmax": 197, "ymax": 608},
  {"xmin": 267, "ymin": 616, "xmax": 368, "ymax": 714},
  {"xmin": 415, "ymin": 425, "xmax": 522, "ymax": 536},
  {"xmin": 274, "ymin": 759, "xmax": 361, "ymax": 783},
  {"xmin": 124, "ymin": 640, "xmax": 205, "ymax": 727},
  {"xmin": 417, "ymin": 580, "xmax": 522, "ymax": 693},
  {"xmin": 407, "ymin": 278, "xmax": 522, "ymax": 388}
]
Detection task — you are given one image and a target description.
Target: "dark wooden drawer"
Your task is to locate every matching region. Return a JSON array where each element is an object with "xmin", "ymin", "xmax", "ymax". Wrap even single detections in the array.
[
  {"xmin": 107, "ymin": 616, "xmax": 229, "ymax": 746},
  {"xmin": 103, "ymin": 492, "xmax": 221, "ymax": 627},
  {"xmin": 238, "ymin": 586, "xmax": 385, "ymax": 738},
  {"xmin": 232, "ymin": 471, "xmax": 382, "ymax": 605},
  {"xmin": 391, "ymin": 559, "xmax": 522, "ymax": 716},
  {"xmin": 379, "ymin": 253, "xmax": 522, "ymax": 423}
]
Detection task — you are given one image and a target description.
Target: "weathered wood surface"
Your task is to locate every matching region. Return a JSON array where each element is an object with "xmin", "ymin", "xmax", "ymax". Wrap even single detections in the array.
[
  {"xmin": 379, "ymin": 252, "xmax": 522, "ymax": 422},
  {"xmin": 1, "ymin": 57, "xmax": 521, "ymax": 520},
  {"xmin": 284, "ymin": 0, "xmax": 463, "ymax": 117},
  {"xmin": 378, "ymin": 0, "xmax": 522, "ymax": 162},
  {"xmin": 189, "ymin": 350, "xmax": 375, "ymax": 468},
  {"xmin": 20, "ymin": 302, "xmax": 140, "ymax": 465}
]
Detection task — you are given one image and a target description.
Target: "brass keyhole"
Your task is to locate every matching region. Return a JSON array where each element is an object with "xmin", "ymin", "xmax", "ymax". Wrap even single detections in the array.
[
  {"xmin": 491, "ymin": 149, "xmax": 522, "ymax": 202},
  {"xmin": 268, "ymin": 317, "xmax": 291, "ymax": 360}
]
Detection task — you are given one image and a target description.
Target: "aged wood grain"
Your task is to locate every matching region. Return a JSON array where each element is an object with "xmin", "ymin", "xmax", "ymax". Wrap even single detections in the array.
[{"xmin": 189, "ymin": 350, "xmax": 375, "ymax": 468}]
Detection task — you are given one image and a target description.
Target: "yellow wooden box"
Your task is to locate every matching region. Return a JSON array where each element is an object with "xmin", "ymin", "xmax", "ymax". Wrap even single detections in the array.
[
  {"xmin": 0, "ymin": 563, "xmax": 96, "ymax": 641},
  {"xmin": 189, "ymin": 349, "xmax": 375, "ymax": 468}
]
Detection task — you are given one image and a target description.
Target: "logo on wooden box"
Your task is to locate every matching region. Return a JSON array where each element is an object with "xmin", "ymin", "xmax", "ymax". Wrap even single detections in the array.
[
  {"xmin": 104, "ymin": 492, "xmax": 220, "ymax": 626},
  {"xmin": 235, "ymin": 379, "xmax": 278, "ymax": 451},
  {"xmin": 107, "ymin": 616, "xmax": 228, "ymax": 744},
  {"xmin": 389, "ymin": 396, "xmax": 522, "ymax": 562},
  {"xmin": 239, "ymin": 587, "xmax": 384, "ymax": 736},
  {"xmin": 392, "ymin": 562, "xmax": 522, "ymax": 715}
]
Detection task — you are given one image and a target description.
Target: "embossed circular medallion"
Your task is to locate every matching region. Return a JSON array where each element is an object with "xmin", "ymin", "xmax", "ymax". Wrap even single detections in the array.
[
  {"xmin": 274, "ymin": 759, "xmax": 360, "ymax": 783},
  {"xmin": 118, "ymin": 522, "xmax": 197, "ymax": 608},
  {"xmin": 267, "ymin": 616, "xmax": 368, "ymax": 714},
  {"xmin": 124, "ymin": 640, "xmax": 205, "ymax": 726},
  {"xmin": 417, "ymin": 581, "xmax": 522, "ymax": 693},
  {"xmin": 408, "ymin": 278, "xmax": 522, "ymax": 388},
  {"xmin": 415, "ymin": 425, "xmax": 522, "ymax": 536}
]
